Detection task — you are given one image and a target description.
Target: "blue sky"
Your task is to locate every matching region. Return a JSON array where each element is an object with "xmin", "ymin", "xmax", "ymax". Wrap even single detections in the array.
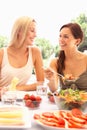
[{"xmin": 0, "ymin": 0, "xmax": 87, "ymax": 45}]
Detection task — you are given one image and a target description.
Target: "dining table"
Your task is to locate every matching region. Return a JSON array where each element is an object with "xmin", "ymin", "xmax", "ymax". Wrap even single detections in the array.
[
  {"xmin": 0, "ymin": 90, "xmax": 58, "ymax": 130},
  {"xmin": 0, "ymin": 89, "xmax": 87, "ymax": 130}
]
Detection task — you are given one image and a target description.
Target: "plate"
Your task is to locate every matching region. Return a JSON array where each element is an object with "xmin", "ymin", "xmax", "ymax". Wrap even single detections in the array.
[
  {"xmin": 33, "ymin": 110, "xmax": 87, "ymax": 130},
  {"xmin": 34, "ymin": 119, "xmax": 82, "ymax": 130},
  {"xmin": 35, "ymin": 120, "xmax": 66, "ymax": 130},
  {"xmin": 0, "ymin": 105, "xmax": 31, "ymax": 129}
]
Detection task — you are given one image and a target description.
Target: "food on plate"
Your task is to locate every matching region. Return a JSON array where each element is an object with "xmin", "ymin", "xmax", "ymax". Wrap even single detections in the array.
[
  {"xmin": 0, "ymin": 118, "xmax": 24, "ymax": 125},
  {"xmin": 0, "ymin": 111, "xmax": 23, "ymax": 118},
  {"xmin": 0, "ymin": 106, "xmax": 26, "ymax": 126},
  {"xmin": 23, "ymin": 94, "xmax": 42, "ymax": 108},
  {"xmin": 54, "ymin": 88, "xmax": 87, "ymax": 110},
  {"xmin": 47, "ymin": 92, "xmax": 55, "ymax": 103},
  {"xmin": 61, "ymin": 74, "xmax": 78, "ymax": 88},
  {"xmin": 64, "ymin": 74, "xmax": 75, "ymax": 80},
  {"xmin": 63, "ymin": 74, "xmax": 75, "ymax": 80},
  {"xmin": 33, "ymin": 108, "xmax": 87, "ymax": 129}
]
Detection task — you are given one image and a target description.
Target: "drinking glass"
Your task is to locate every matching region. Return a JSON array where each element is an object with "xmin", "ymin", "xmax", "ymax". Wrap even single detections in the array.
[
  {"xmin": 36, "ymin": 81, "xmax": 47, "ymax": 96},
  {"xmin": 1, "ymin": 86, "xmax": 17, "ymax": 105}
]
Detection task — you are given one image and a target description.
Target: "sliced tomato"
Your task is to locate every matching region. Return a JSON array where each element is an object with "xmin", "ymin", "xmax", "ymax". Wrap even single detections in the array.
[
  {"xmin": 78, "ymin": 114, "xmax": 87, "ymax": 120},
  {"xmin": 67, "ymin": 111, "xmax": 72, "ymax": 118},
  {"xmin": 53, "ymin": 111, "xmax": 62, "ymax": 120},
  {"xmin": 71, "ymin": 108, "xmax": 87, "ymax": 120},
  {"xmin": 41, "ymin": 114, "xmax": 59, "ymax": 124},
  {"xmin": 33, "ymin": 114, "xmax": 40, "ymax": 119},
  {"xmin": 71, "ymin": 108, "xmax": 82, "ymax": 117},
  {"xmin": 68, "ymin": 119, "xmax": 84, "ymax": 128},
  {"xmin": 59, "ymin": 111, "xmax": 70, "ymax": 120},
  {"xmin": 39, "ymin": 118, "xmax": 65, "ymax": 128},
  {"xmin": 57, "ymin": 118, "xmax": 65, "ymax": 125},
  {"xmin": 83, "ymin": 122, "xmax": 87, "ymax": 129},
  {"xmin": 71, "ymin": 114, "xmax": 86, "ymax": 124},
  {"xmin": 42, "ymin": 112, "xmax": 54, "ymax": 118}
]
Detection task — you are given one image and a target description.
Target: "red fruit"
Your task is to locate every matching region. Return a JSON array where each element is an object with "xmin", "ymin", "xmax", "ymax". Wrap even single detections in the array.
[
  {"xmin": 23, "ymin": 94, "xmax": 30, "ymax": 100},
  {"xmin": 36, "ymin": 96, "xmax": 42, "ymax": 102},
  {"xmin": 25, "ymin": 99, "xmax": 32, "ymax": 107},
  {"xmin": 30, "ymin": 102, "xmax": 35, "ymax": 108},
  {"xmin": 29, "ymin": 94, "xmax": 36, "ymax": 101},
  {"xmin": 49, "ymin": 96, "xmax": 55, "ymax": 103},
  {"xmin": 71, "ymin": 108, "xmax": 82, "ymax": 117}
]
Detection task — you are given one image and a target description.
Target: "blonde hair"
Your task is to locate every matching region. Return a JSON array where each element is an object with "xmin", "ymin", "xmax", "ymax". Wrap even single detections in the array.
[{"xmin": 9, "ymin": 16, "xmax": 36, "ymax": 48}]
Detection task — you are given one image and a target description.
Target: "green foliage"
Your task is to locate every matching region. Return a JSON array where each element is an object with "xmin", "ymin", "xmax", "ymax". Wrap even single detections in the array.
[
  {"xmin": 35, "ymin": 37, "xmax": 54, "ymax": 59},
  {"xmin": 72, "ymin": 13, "xmax": 87, "ymax": 36},
  {"xmin": 72, "ymin": 13, "xmax": 87, "ymax": 52},
  {"xmin": 54, "ymin": 45, "xmax": 60, "ymax": 57},
  {"xmin": 0, "ymin": 35, "xmax": 9, "ymax": 48}
]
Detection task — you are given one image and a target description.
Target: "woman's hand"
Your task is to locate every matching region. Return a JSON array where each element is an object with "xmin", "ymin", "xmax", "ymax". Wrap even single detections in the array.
[
  {"xmin": 43, "ymin": 67, "xmax": 58, "ymax": 92},
  {"xmin": 43, "ymin": 67, "xmax": 55, "ymax": 80}
]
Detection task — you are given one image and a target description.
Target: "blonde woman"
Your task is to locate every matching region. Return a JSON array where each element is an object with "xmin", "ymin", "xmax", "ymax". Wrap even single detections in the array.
[{"xmin": 0, "ymin": 16, "xmax": 44, "ymax": 92}]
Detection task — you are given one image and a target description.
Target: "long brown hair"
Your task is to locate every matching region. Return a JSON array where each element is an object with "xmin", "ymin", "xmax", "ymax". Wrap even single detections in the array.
[{"xmin": 57, "ymin": 23, "xmax": 84, "ymax": 74}]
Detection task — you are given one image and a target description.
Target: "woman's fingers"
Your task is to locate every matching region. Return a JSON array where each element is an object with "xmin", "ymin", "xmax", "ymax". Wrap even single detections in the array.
[{"xmin": 43, "ymin": 67, "xmax": 54, "ymax": 80}]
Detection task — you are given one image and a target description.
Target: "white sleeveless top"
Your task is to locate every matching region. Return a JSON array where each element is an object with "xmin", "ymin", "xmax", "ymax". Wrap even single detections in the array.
[{"xmin": 0, "ymin": 47, "xmax": 34, "ymax": 88}]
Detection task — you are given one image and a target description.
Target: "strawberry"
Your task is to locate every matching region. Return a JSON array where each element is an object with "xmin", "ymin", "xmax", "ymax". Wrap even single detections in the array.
[
  {"xmin": 25, "ymin": 99, "xmax": 32, "ymax": 107},
  {"xmin": 49, "ymin": 96, "xmax": 55, "ymax": 103},
  {"xmin": 23, "ymin": 94, "xmax": 30, "ymax": 100},
  {"xmin": 30, "ymin": 102, "xmax": 35, "ymax": 108},
  {"xmin": 35, "ymin": 96, "xmax": 42, "ymax": 102},
  {"xmin": 29, "ymin": 94, "xmax": 36, "ymax": 101}
]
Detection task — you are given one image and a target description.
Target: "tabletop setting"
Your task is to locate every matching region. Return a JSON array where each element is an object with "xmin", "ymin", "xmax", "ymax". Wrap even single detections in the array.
[{"xmin": 0, "ymin": 77, "xmax": 87, "ymax": 130}]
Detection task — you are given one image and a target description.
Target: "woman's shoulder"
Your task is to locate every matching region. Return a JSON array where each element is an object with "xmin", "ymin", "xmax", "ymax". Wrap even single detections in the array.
[
  {"xmin": 29, "ymin": 45, "xmax": 42, "ymax": 63},
  {"xmin": 30, "ymin": 45, "xmax": 41, "ymax": 54},
  {"xmin": 79, "ymin": 52, "xmax": 87, "ymax": 68},
  {"xmin": 78, "ymin": 51, "xmax": 87, "ymax": 60},
  {"xmin": 82, "ymin": 52, "xmax": 87, "ymax": 61},
  {"xmin": 50, "ymin": 57, "xmax": 58, "ymax": 64},
  {"xmin": 50, "ymin": 57, "xmax": 58, "ymax": 70}
]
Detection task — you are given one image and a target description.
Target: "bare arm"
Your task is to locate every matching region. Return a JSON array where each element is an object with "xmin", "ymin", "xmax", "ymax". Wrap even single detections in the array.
[
  {"xmin": 44, "ymin": 58, "xmax": 59, "ymax": 92},
  {"xmin": 32, "ymin": 46, "xmax": 44, "ymax": 81}
]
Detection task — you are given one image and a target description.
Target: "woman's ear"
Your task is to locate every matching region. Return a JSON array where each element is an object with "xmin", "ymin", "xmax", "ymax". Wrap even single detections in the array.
[{"xmin": 75, "ymin": 38, "xmax": 81, "ymax": 46}]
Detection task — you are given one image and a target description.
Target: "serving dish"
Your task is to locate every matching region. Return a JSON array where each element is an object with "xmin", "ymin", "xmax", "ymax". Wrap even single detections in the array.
[
  {"xmin": 33, "ymin": 108, "xmax": 87, "ymax": 129},
  {"xmin": 54, "ymin": 88, "xmax": 87, "ymax": 111},
  {"xmin": 0, "ymin": 105, "xmax": 31, "ymax": 129},
  {"xmin": 23, "ymin": 93, "xmax": 42, "ymax": 109}
]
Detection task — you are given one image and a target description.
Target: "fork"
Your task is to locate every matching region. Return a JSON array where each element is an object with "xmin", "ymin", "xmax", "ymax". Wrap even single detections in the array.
[{"xmin": 42, "ymin": 66, "xmax": 64, "ymax": 78}]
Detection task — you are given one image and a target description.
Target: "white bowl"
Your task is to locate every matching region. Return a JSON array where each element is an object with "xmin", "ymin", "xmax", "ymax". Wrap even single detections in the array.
[{"xmin": 53, "ymin": 90, "xmax": 87, "ymax": 111}]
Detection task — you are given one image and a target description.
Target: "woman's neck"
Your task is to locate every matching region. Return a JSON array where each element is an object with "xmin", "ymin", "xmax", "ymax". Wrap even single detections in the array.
[
  {"xmin": 64, "ymin": 48, "xmax": 79, "ymax": 60},
  {"xmin": 8, "ymin": 46, "xmax": 28, "ymax": 54}
]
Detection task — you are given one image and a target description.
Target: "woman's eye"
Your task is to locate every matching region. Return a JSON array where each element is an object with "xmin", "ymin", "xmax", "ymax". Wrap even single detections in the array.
[{"xmin": 64, "ymin": 36, "xmax": 68, "ymax": 38}]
